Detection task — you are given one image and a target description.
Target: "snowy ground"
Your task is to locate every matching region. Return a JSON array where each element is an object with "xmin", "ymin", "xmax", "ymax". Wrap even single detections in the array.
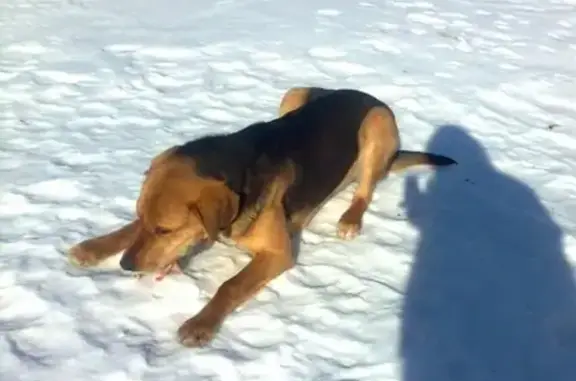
[{"xmin": 2, "ymin": 0, "xmax": 576, "ymax": 380}]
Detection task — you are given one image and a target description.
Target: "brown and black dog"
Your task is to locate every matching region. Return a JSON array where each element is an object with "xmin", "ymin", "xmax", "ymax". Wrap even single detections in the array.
[{"xmin": 68, "ymin": 87, "xmax": 456, "ymax": 347}]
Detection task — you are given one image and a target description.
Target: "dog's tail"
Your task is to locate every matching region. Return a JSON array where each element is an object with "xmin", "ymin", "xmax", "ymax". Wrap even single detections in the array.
[{"xmin": 389, "ymin": 150, "xmax": 457, "ymax": 173}]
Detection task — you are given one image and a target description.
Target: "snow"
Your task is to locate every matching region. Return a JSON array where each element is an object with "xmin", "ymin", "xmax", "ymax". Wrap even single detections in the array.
[{"xmin": 1, "ymin": 0, "xmax": 576, "ymax": 380}]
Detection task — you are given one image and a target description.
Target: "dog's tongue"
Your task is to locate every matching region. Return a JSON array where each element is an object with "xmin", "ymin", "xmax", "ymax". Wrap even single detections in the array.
[{"xmin": 154, "ymin": 261, "xmax": 183, "ymax": 281}]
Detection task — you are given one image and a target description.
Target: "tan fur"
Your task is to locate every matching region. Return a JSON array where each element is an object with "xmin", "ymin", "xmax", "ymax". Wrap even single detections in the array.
[
  {"xmin": 177, "ymin": 166, "xmax": 295, "ymax": 347},
  {"xmin": 68, "ymin": 221, "xmax": 139, "ymax": 267},
  {"xmin": 144, "ymin": 146, "xmax": 178, "ymax": 175},
  {"xmin": 129, "ymin": 157, "xmax": 239, "ymax": 272},
  {"xmin": 278, "ymin": 87, "xmax": 311, "ymax": 117},
  {"xmin": 389, "ymin": 151, "xmax": 445, "ymax": 172},
  {"xmin": 278, "ymin": 86, "xmax": 336, "ymax": 116}
]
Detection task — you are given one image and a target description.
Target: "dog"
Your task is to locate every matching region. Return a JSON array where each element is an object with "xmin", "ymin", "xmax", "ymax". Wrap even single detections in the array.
[{"xmin": 68, "ymin": 86, "xmax": 457, "ymax": 348}]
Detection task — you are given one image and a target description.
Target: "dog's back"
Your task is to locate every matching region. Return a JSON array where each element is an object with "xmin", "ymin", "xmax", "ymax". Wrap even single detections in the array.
[{"xmin": 176, "ymin": 89, "xmax": 384, "ymax": 228}]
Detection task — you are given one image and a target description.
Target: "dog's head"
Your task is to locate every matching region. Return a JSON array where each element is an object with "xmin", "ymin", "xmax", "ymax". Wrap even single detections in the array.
[{"xmin": 119, "ymin": 147, "xmax": 239, "ymax": 275}]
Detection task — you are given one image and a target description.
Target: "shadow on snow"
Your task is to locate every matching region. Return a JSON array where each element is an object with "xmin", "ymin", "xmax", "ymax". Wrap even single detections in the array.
[{"xmin": 400, "ymin": 124, "xmax": 576, "ymax": 381}]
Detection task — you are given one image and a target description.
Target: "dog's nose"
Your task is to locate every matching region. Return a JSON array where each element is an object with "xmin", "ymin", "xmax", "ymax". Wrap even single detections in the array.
[{"xmin": 119, "ymin": 255, "xmax": 135, "ymax": 272}]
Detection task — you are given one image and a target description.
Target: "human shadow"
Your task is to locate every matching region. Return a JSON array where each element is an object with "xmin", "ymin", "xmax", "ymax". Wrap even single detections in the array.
[{"xmin": 400, "ymin": 124, "xmax": 576, "ymax": 381}]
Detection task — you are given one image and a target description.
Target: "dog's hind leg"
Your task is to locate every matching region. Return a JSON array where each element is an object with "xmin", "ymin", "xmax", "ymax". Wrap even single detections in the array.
[
  {"xmin": 337, "ymin": 106, "xmax": 400, "ymax": 240},
  {"xmin": 278, "ymin": 86, "xmax": 335, "ymax": 117}
]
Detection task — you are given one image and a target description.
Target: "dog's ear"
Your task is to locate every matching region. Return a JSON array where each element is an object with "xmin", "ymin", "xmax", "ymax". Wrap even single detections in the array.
[{"xmin": 193, "ymin": 184, "xmax": 239, "ymax": 242}]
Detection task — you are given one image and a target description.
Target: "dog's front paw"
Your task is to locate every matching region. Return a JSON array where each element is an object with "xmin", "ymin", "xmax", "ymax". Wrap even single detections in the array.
[
  {"xmin": 177, "ymin": 314, "xmax": 221, "ymax": 348},
  {"xmin": 68, "ymin": 242, "xmax": 102, "ymax": 268}
]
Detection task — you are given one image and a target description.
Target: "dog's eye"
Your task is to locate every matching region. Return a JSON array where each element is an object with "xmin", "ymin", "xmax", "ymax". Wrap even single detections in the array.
[{"xmin": 154, "ymin": 226, "xmax": 171, "ymax": 235}]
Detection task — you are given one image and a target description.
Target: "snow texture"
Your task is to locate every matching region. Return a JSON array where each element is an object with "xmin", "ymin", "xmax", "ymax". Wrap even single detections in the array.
[{"xmin": 1, "ymin": 0, "xmax": 576, "ymax": 380}]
